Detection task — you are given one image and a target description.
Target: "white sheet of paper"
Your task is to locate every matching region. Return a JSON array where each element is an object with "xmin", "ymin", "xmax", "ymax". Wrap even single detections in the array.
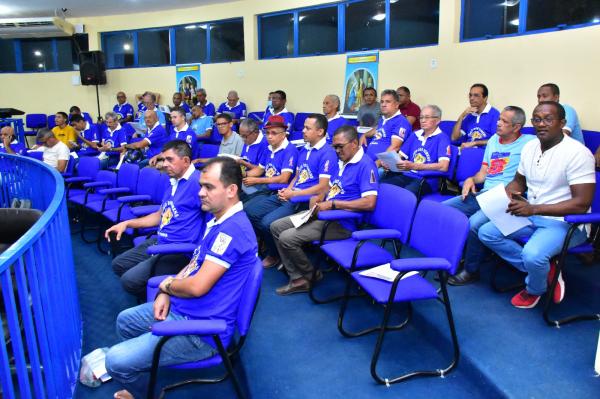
[
  {"xmin": 476, "ymin": 184, "xmax": 531, "ymax": 236},
  {"xmin": 86, "ymin": 348, "xmax": 111, "ymax": 382},
  {"xmin": 359, "ymin": 263, "xmax": 419, "ymax": 282},
  {"xmin": 357, "ymin": 126, "xmax": 373, "ymax": 134},
  {"xmin": 290, "ymin": 205, "xmax": 317, "ymax": 228},
  {"xmin": 595, "ymin": 330, "xmax": 600, "ymax": 376},
  {"xmin": 376, "ymin": 151, "xmax": 401, "ymax": 172}
]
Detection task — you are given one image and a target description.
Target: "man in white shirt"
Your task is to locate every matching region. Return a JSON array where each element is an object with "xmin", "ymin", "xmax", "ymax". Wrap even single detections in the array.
[
  {"xmin": 34, "ymin": 129, "xmax": 70, "ymax": 172},
  {"xmin": 478, "ymin": 102, "xmax": 595, "ymax": 309}
]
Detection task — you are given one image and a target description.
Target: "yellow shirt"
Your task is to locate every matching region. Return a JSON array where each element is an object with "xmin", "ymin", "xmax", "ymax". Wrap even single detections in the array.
[{"xmin": 52, "ymin": 125, "xmax": 77, "ymax": 146}]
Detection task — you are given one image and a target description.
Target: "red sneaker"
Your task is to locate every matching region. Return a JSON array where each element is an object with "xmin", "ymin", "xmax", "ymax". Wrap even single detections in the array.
[
  {"xmin": 547, "ymin": 259, "xmax": 565, "ymax": 304},
  {"xmin": 511, "ymin": 289, "xmax": 541, "ymax": 309}
]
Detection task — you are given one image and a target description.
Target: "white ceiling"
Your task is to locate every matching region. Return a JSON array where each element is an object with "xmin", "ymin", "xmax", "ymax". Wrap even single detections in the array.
[{"xmin": 0, "ymin": 0, "xmax": 238, "ymax": 18}]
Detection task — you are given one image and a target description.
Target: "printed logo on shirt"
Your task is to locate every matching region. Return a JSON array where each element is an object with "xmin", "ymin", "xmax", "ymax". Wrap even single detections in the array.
[
  {"xmin": 211, "ymin": 232, "xmax": 232, "ymax": 255},
  {"xmin": 488, "ymin": 151, "xmax": 510, "ymax": 177},
  {"xmin": 327, "ymin": 181, "xmax": 343, "ymax": 200},
  {"xmin": 374, "ymin": 128, "xmax": 385, "ymax": 140},
  {"xmin": 159, "ymin": 201, "xmax": 180, "ymax": 229},
  {"xmin": 412, "ymin": 148, "xmax": 431, "ymax": 164},
  {"xmin": 446, "ymin": 145, "xmax": 451, "ymax": 156},
  {"xmin": 468, "ymin": 128, "xmax": 486, "ymax": 141},
  {"xmin": 370, "ymin": 169, "xmax": 376, "ymax": 184},
  {"xmin": 289, "ymin": 156, "xmax": 295, "ymax": 167},
  {"xmin": 296, "ymin": 166, "xmax": 313, "ymax": 184},
  {"xmin": 265, "ymin": 165, "xmax": 277, "ymax": 178},
  {"xmin": 186, "ymin": 135, "xmax": 192, "ymax": 144},
  {"xmin": 323, "ymin": 160, "xmax": 330, "ymax": 173},
  {"xmin": 182, "ymin": 248, "xmax": 201, "ymax": 278}
]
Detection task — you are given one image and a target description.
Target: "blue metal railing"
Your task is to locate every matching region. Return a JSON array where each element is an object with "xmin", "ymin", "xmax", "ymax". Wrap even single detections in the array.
[{"xmin": 0, "ymin": 153, "xmax": 81, "ymax": 398}]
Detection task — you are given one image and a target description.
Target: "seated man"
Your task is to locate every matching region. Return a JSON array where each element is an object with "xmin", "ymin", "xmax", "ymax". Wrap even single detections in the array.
[
  {"xmin": 135, "ymin": 91, "xmax": 160, "ymax": 116},
  {"xmin": 189, "ymin": 105, "xmax": 213, "ymax": 141},
  {"xmin": 271, "ymin": 125, "xmax": 378, "ymax": 295},
  {"xmin": 237, "ymin": 118, "xmax": 268, "ymax": 178},
  {"xmin": 246, "ymin": 114, "xmax": 336, "ymax": 268},
  {"xmin": 51, "ymin": 111, "xmax": 77, "ymax": 149},
  {"xmin": 105, "ymin": 140, "xmax": 205, "ymax": 298},
  {"xmin": 136, "ymin": 93, "xmax": 166, "ymax": 127},
  {"xmin": 171, "ymin": 92, "xmax": 191, "ymax": 114},
  {"xmin": 95, "ymin": 112, "xmax": 128, "ymax": 168},
  {"xmin": 443, "ymin": 106, "xmax": 535, "ymax": 285},
  {"xmin": 397, "ymin": 86, "xmax": 421, "ymax": 131},
  {"xmin": 322, "ymin": 94, "xmax": 348, "ymax": 144},
  {"xmin": 451, "ymin": 83, "xmax": 500, "ymax": 148},
  {"xmin": 195, "ymin": 88, "xmax": 216, "ymax": 117},
  {"xmin": 537, "ymin": 83, "xmax": 584, "ymax": 144},
  {"xmin": 166, "ymin": 107, "xmax": 197, "ymax": 160},
  {"xmin": 69, "ymin": 114, "xmax": 100, "ymax": 156},
  {"xmin": 478, "ymin": 102, "xmax": 595, "ymax": 309},
  {"xmin": 380, "ymin": 105, "xmax": 450, "ymax": 196},
  {"xmin": 217, "ymin": 90, "xmax": 247, "ymax": 126},
  {"xmin": 360, "ymin": 89, "xmax": 412, "ymax": 167},
  {"xmin": 124, "ymin": 110, "xmax": 169, "ymax": 168},
  {"xmin": 113, "ymin": 91, "xmax": 134, "ymax": 123},
  {"xmin": 262, "ymin": 90, "xmax": 294, "ymax": 133},
  {"xmin": 33, "ymin": 129, "xmax": 70, "ymax": 172},
  {"xmin": 106, "ymin": 157, "xmax": 257, "ymax": 399},
  {"xmin": 356, "ymin": 86, "xmax": 381, "ymax": 128},
  {"xmin": 193, "ymin": 114, "xmax": 243, "ymax": 164},
  {"xmin": 0, "ymin": 126, "xmax": 27, "ymax": 156}
]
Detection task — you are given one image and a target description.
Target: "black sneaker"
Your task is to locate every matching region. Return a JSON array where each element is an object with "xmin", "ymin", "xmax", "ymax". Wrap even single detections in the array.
[{"xmin": 448, "ymin": 270, "xmax": 480, "ymax": 286}]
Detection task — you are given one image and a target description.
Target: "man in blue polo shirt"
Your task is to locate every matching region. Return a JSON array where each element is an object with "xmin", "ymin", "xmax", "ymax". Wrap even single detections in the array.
[
  {"xmin": 536, "ymin": 83, "xmax": 584, "ymax": 144},
  {"xmin": 323, "ymin": 94, "xmax": 349, "ymax": 144},
  {"xmin": 451, "ymin": 83, "xmax": 500, "ymax": 148},
  {"xmin": 237, "ymin": 118, "xmax": 269, "ymax": 178},
  {"xmin": 195, "ymin": 88, "xmax": 216, "ymax": 117},
  {"xmin": 124, "ymin": 110, "xmax": 169, "ymax": 168},
  {"xmin": 217, "ymin": 90, "xmax": 247, "ymax": 126},
  {"xmin": 106, "ymin": 156, "xmax": 257, "ymax": 399},
  {"xmin": 262, "ymin": 90, "xmax": 294, "ymax": 133},
  {"xmin": 445, "ymin": 106, "xmax": 535, "ymax": 286},
  {"xmin": 167, "ymin": 107, "xmax": 197, "ymax": 159},
  {"xmin": 170, "ymin": 92, "xmax": 191, "ymax": 114},
  {"xmin": 113, "ymin": 91, "xmax": 134, "ymax": 123},
  {"xmin": 70, "ymin": 114, "xmax": 99, "ymax": 156},
  {"xmin": 97, "ymin": 112, "xmax": 128, "ymax": 168},
  {"xmin": 360, "ymin": 89, "xmax": 412, "ymax": 166},
  {"xmin": 105, "ymin": 140, "xmax": 205, "ymax": 298},
  {"xmin": 271, "ymin": 125, "xmax": 378, "ymax": 295},
  {"xmin": 0, "ymin": 126, "xmax": 27, "ymax": 156},
  {"xmin": 190, "ymin": 105, "xmax": 213, "ymax": 141},
  {"xmin": 380, "ymin": 105, "xmax": 451, "ymax": 196}
]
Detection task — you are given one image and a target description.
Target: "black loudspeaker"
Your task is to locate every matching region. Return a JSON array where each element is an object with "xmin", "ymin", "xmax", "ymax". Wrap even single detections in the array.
[{"xmin": 79, "ymin": 51, "xmax": 107, "ymax": 85}]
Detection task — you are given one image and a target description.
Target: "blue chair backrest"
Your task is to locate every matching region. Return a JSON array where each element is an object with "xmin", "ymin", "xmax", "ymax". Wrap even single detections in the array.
[
  {"xmin": 248, "ymin": 112, "xmax": 264, "ymax": 123},
  {"xmin": 521, "ymin": 126, "xmax": 536, "ymax": 135},
  {"xmin": 137, "ymin": 166, "xmax": 160, "ymax": 197},
  {"xmin": 209, "ymin": 124, "xmax": 222, "ymax": 144},
  {"xmin": 289, "ymin": 131, "xmax": 304, "ymax": 141},
  {"xmin": 293, "ymin": 113, "xmax": 311, "ymax": 132},
  {"xmin": 455, "ymin": 147, "xmax": 485, "ymax": 184},
  {"xmin": 47, "ymin": 115, "xmax": 56, "ymax": 129},
  {"xmin": 63, "ymin": 155, "xmax": 76, "ymax": 176},
  {"xmin": 236, "ymin": 258, "xmax": 264, "ymax": 336},
  {"xmin": 26, "ymin": 151, "xmax": 44, "ymax": 161},
  {"xmin": 82, "ymin": 112, "xmax": 94, "ymax": 124},
  {"xmin": 152, "ymin": 172, "xmax": 171, "ymax": 203},
  {"xmin": 346, "ymin": 119, "xmax": 359, "ymax": 127},
  {"xmin": 25, "ymin": 113, "xmax": 47, "ymax": 129},
  {"xmin": 117, "ymin": 163, "xmax": 140, "ymax": 192},
  {"xmin": 583, "ymin": 130, "xmax": 600, "ymax": 155},
  {"xmin": 439, "ymin": 120, "xmax": 455, "ymax": 138},
  {"xmin": 591, "ymin": 171, "xmax": 600, "ymax": 213},
  {"xmin": 96, "ymin": 170, "xmax": 117, "ymax": 187},
  {"xmin": 446, "ymin": 145, "xmax": 460, "ymax": 179},
  {"xmin": 77, "ymin": 156, "xmax": 100, "ymax": 180},
  {"xmin": 199, "ymin": 144, "xmax": 220, "ymax": 159},
  {"xmin": 368, "ymin": 184, "xmax": 417, "ymax": 245},
  {"xmin": 409, "ymin": 200, "xmax": 469, "ymax": 275}
]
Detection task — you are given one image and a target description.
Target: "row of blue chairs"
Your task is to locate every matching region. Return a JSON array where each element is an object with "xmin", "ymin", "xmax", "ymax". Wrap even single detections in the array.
[{"xmin": 23, "ymin": 112, "xmax": 94, "ymax": 136}]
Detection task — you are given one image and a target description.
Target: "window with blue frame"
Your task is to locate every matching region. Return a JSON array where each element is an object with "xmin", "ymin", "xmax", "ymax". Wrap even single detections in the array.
[
  {"xmin": 462, "ymin": 0, "xmax": 519, "ymax": 39},
  {"xmin": 104, "ymin": 32, "xmax": 134, "ymax": 68},
  {"xmin": 0, "ymin": 40, "xmax": 17, "ymax": 72},
  {"xmin": 526, "ymin": 0, "xmax": 600, "ymax": 31},
  {"xmin": 209, "ymin": 20, "xmax": 244, "ymax": 63},
  {"xmin": 259, "ymin": 13, "xmax": 293, "ymax": 58},
  {"xmin": 390, "ymin": 0, "xmax": 440, "ymax": 48},
  {"xmin": 298, "ymin": 6, "xmax": 338, "ymax": 55},
  {"xmin": 21, "ymin": 39, "xmax": 54, "ymax": 72},
  {"xmin": 345, "ymin": 0, "xmax": 386, "ymax": 52},
  {"xmin": 175, "ymin": 24, "xmax": 207, "ymax": 64},
  {"xmin": 138, "ymin": 29, "xmax": 170, "ymax": 66}
]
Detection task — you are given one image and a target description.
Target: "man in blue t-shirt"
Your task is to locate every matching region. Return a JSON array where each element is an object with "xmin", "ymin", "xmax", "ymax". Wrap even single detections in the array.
[
  {"xmin": 124, "ymin": 110, "xmax": 169, "ymax": 168},
  {"xmin": 262, "ymin": 90, "xmax": 294, "ymax": 133},
  {"xmin": 96, "ymin": 112, "xmax": 128, "ymax": 168},
  {"xmin": 105, "ymin": 140, "xmax": 206, "ymax": 298},
  {"xmin": 70, "ymin": 114, "xmax": 100, "ymax": 156},
  {"xmin": 189, "ymin": 105, "xmax": 214, "ymax": 141},
  {"xmin": 360, "ymin": 89, "xmax": 412, "ymax": 165},
  {"xmin": 451, "ymin": 83, "xmax": 500, "ymax": 148},
  {"xmin": 106, "ymin": 157, "xmax": 257, "ymax": 399},
  {"xmin": 444, "ymin": 106, "xmax": 535, "ymax": 286},
  {"xmin": 271, "ymin": 125, "xmax": 378, "ymax": 295},
  {"xmin": 237, "ymin": 118, "xmax": 269, "ymax": 177},
  {"xmin": 0, "ymin": 126, "xmax": 27, "ymax": 156},
  {"xmin": 167, "ymin": 107, "xmax": 197, "ymax": 159},
  {"xmin": 217, "ymin": 90, "xmax": 247, "ymax": 126},
  {"xmin": 323, "ymin": 94, "xmax": 349, "ymax": 144},
  {"xmin": 170, "ymin": 92, "xmax": 191, "ymax": 114},
  {"xmin": 195, "ymin": 88, "xmax": 216, "ymax": 117},
  {"xmin": 113, "ymin": 91, "xmax": 134, "ymax": 123},
  {"xmin": 537, "ymin": 83, "xmax": 584, "ymax": 144},
  {"xmin": 380, "ymin": 105, "xmax": 451, "ymax": 197}
]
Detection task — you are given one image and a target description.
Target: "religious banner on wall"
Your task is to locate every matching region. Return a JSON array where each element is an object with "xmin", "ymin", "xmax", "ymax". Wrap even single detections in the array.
[
  {"xmin": 342, "ymin": 51, "xmax": 379, "ymax": 116},
  {"xmin": 175, "ymin": 63, "xmax": 201, "ymax": 104}
]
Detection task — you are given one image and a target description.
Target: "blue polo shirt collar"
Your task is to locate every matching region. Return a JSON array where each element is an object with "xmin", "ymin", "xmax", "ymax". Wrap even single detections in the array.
[
  {"xmin": 250, "ymin": 131, "xmax": 264, "ymax": 146},
  {"xmin": 305, "ymin": 136, "xmax": 327, "ymax": 151},
  {"xmin": 338, "ymin": 147, "xmax": 364, "ymax": 174},
  {"xmin": 174, "ymin": 123, "xmax": 190, "ymax": 133},
  {"xmin": 382, "ymin": 110, "xmax": 401, "ymax": 125},
  {"xmin": 268, "ymin": 138, "xmax": 290, "ymax": 154},
  {"xmin": 205, "ymin": 201, "xmax": 244, "ymax": 231},
  {"xmin": 415, "ymin": 127, "xmax": 443, "ymax": 145}
]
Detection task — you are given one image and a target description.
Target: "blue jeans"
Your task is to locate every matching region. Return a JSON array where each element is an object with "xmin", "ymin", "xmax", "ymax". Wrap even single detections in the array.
[
  {"xmin": 443, "ymin": 193, "xmax": 491, "ymax": 273},
  {"xmin": 105, "ymin": 302, "xmax": 217, "ymax": 398},
  {"xmin": 380, "ymin": 172, "xmax": 429, "ymax": 197},
  {"xmin": 478, "ymin": 216, "xmax": 588, "ymax": 295}
]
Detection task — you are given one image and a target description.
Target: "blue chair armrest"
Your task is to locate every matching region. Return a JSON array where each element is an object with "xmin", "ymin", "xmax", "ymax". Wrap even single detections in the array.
[
  {"xmin": 352, "ymin": 229, "xmax": 402, "ymax": 241},
  {"xmin": 404, "ymin": 170, "xmax": 447, "ymax": 179},
  {"xmin": 61, "ymin": 172, "xmax": 73, "ymax": 178},
  {"xmin": 83, "ymin": 180, "xmax": 111, "ymax": 189},
  {"xmin": 318, "ymin": 210, "xmax": 363, "ymax": 221},
  {"xmin": 151, "ymin": 319, "xmax": 227, "ymax": 337},
  {"xmin": 290, "ymin": 195, "xmax": 313, "ymax": 204},
  {"xmin": 117, "ymin": 194, "xmax": 152, "ymax": 203},
  {"xmin": 390, "ymin": 257, "xmax": 452, "ymax": 272},
  {"xmin": 268, "ymin": 183, "xmax": 288, "ymax": 191},
  {"xmin": 147, "ymin": 243, "xmax": 197, "ymax": 256},
  {"xmin": 98, "ymin": 187, "xmax": 131, "ymax": 195},
  {"xmin": 131, "ymin": 204, "xmax": 160, "ymax": 217},
  {"xmin": 565, "ymin": 213, "xmax": 600, "ymax": 224},
  {"xmin": 65, "ymin": 176, "xmax": 92, "ymax": 184}
]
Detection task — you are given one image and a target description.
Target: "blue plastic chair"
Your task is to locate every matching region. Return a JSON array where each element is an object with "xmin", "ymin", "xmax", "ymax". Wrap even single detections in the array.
[
  {"xmin": 402, "ymin": 145, "xmax": 459, "ymax": 200},
  {"xmin": 583, "ymin": 130, "xmax": 600, "ymax": 155},
  {"xmin": 521, "ymin": 126, "xmax": 536, "ymax": 135},
  {"xmin": 64, "ymin": 156, "xmax": 101, "ymax": 200},
  {"xmin": 338, "ymin": 200, "xmax": 469, "ymax": 385},
  {"xmin": 24, "ymin": 113, "xmax": 47, "ymax": 142},
  {"xmin": 46, "ymin": 115, "xmax": 56, "ymax": 130},
  {"xmin": 247, "ymin": 111, "xmax": 264, "ymax": 125},
  {"xmin": 438, "ymin": 120, "xmax": 456, "ymax": 138},
  {"xmin": 145, "ymin": 257, "xmax": 263, "ymax": 399},
  {"xmin": 313, "ymin": 185, "xmax": 418, "ymax": 303}
]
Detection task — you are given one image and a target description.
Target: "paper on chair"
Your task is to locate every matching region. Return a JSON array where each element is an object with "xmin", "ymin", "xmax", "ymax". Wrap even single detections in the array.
[
  {"xmin": 376, "ymin": 151, "xmax": 401, "ymax": 172},
  {"xmin": 476, "ymin": 184, "xmax": 531, "ymax": 236},
  {"xmin": 359, "ymin": 263, "xmax": 419, "ymax": 282},
  {"xmin": 290, "ymin": 205, "xmax": 317, "ymax": 228}
]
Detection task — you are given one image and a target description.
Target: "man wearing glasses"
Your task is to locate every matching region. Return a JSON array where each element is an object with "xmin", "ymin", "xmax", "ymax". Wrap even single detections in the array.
[
  {"xmin": 193, "ymin": 113, "xmax": 243, "ymax": 164},
  {"xmin": 451, "ymin": 83, "xmax": 500, "ymax": 149},
  {"xmin": 271, "ymin": 125, "xmax": 378, "ymax": 295},
  {"xmin": 478, "ymin": 102, "xmax": 595, "ymax": 309},
  {"xmin": 237, "ymin": 118, "xmax": 269, "ymax": 177},
  {"xmin": 380, "ymin": 105, "xmax": 451, "ymax": 196}
]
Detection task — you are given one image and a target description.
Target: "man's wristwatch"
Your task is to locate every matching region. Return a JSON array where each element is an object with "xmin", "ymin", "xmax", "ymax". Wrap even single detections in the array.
[{"xmin": 331, "ymin": 200, "xmax": 336, "ymax": 210}]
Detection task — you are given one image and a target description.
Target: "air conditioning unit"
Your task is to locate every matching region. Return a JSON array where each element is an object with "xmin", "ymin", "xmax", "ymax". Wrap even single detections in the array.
[{"xmin": 0, "ymin": 17, "xmax": 74, "ymax": 39}]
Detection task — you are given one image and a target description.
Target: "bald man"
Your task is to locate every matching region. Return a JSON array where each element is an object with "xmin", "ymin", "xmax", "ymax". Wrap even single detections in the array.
[
  {"xmin": 322, "ymin": 94, "xmax": 349, "ymax": 144},
  {"xmin": 113, "ymin": 92, "xmax": 134, "ymax": 123},
  {"xmin": 217, "ymin": 90, "xmax": 247, "ymax": 126},
  {"xmin": 0, "ymin": 126, "xmax": 27, "ymax": 156}
]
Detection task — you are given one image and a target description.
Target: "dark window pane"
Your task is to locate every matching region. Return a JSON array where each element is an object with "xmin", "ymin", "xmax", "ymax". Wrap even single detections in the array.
[
  {"xmin": 527, "ymin": 0, "xmax": 600, "ymax": 31},
  {"xmin": 210, "ymin": 20, "xmax": 244, "ymax": 62},
  {"xmin": 138, "ymin": 29, "xmax": 170, "ymax": 66},
  {"xmin": 390, "ymin": 0, "xmax": 439, "ymax": 47},
  {"xmin": 462, "ymin": 0, "xmax": 519, "ymax": 39},
  {"xmin": 345, "ymin": 0, "xmax": 386, "ymax": 51},
  {"xmin": 56, "ymin": 39, "xmax": 75, "ymax": 71},
  {"xmin": 103, "ymin": 32, "xmax": 134, "ymax": 68},
  {"xmin": 0, "ymin": 39, "xmax": 16, "ymax": 72},
  {"xmin": 298, "ymin": 6, "xmax": 338, "ymax": 55},
  {"xmin": 259, "ymin": 13, "xmax": 293, "ymax": 58},
  {"xmin": 21, "ymin": 39, "xmax": 53, "ymax": 72},
  {"xmin": 175, "ymin": 24, "xmax": 207, "ymax": 64}
]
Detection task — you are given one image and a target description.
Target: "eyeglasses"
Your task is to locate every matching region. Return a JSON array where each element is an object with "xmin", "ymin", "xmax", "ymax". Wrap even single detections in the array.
[
  {"xmin": 419, "ymin": 115, "xmax": 439, "ymax": 121},
  {"xmin": 530, "ymin": 117, "xmax": 558, "ymax": 126},
  {"xmin": 332, "ymin": 142, "xmax": 351, "ymax": 151}
]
